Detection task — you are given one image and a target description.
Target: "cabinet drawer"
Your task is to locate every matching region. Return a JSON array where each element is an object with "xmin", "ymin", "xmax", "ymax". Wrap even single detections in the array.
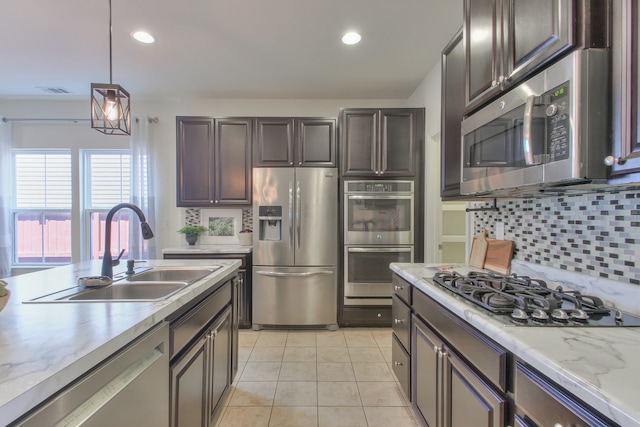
[
  {"xmin": 391, "ymin": 334, "xmax": 410, "ymax": 401},
  {"xmin": 391, "ymin": 295, "xmax": 411, "ymax": 351},
  {"xmin": 413, "ymin": 288, "xmax": 508, "ymax": 392},
  {"xmin": 163, "ymin": 252, "xmax": 249, "ymax": 269},
  {"xmin": 169, "ymin": 281, "xmax": 232, "ymax": 359},
  {"xmin": 392, "ymin": 274, "xmax": 411, "ymax": 304},
  {"xmin": 514, "ymin": 360, "xmax": 616, "ymax": 427},
  {"xmin": 340, "ymin": 307, "xmax": 392, "ymax": 327}
]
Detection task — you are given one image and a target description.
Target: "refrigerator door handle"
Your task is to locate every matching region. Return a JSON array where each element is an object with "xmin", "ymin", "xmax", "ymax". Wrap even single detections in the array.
[
  {"xmin": 256, "ymin": 270, "xmax": 334, "ymax": 277},
  {"xmin": 348, "ymin": 247, "xmax": 413, "ymax": 253},
  {"xmin": 288, "ymin": 182, "xmax": 294, "ymax": 250},
  {"xmin": 296, "ymin": 180, "xmax": 301, "ymax": 250}
]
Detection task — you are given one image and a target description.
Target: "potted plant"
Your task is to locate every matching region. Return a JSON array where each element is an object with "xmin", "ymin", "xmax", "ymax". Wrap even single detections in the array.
[
  {"xmin": 178, "ymin": 225, "xmax": 207, "ymax": 246},
  {"xmin": 238, "ymin": 228, "xmax": 253, "ymax": 246}
]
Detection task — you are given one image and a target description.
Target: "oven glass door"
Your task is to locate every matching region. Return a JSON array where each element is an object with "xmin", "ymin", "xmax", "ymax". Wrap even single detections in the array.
[
  {"xmin": 344, "ymin": 195, "xmax": 413, "ymax": 245},
  {"xmin": 344, "ymin": 246, "xmax": 413, "ymax": 305}
]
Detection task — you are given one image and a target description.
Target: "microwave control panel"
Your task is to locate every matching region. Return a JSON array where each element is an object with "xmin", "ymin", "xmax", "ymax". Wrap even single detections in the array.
[{"xmin": 545, "ymin": 82, "xmax": 571, "ymax": 162}]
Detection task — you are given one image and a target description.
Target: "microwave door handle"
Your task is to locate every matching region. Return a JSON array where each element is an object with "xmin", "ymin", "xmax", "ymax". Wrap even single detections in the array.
[{"xmin": 522, "ymin": 94, "xmax": 536, "ymax": 165}]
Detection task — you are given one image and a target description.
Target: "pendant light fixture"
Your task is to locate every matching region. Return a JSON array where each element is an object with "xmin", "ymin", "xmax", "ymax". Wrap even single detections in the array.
[{"xmin": 91, "ymin": 0, "xmax": 131, "ymax": 135}]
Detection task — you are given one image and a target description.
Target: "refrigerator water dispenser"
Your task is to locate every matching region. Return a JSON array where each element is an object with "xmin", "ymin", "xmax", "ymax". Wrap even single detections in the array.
[{"xmin": 258, "ymin": 206, "xmax": 282, "ymax": 241}]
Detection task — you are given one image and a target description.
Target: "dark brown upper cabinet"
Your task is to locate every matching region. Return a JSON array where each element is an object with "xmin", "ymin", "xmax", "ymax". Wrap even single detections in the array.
[
  {"xmin": 441, "ymin": 28, "xmax": 466, "ymax": 200},
  {"xmin": 340, "ymin": 108, "xmax": 423, "ymax": 177},
  {"xmin": 609, "ymin": 0, "xmax": 640, "ymax": 182},
  {"xmin": 253, "ymin": 117, "xmax": 336, "ymax": 167},
  {"xmin": 176, "ymin": 116, "xmax": 252, "ymax": 207},
  {"xmin": 464, "ymin": 0, "xmax": 576, "ymax": 113}
]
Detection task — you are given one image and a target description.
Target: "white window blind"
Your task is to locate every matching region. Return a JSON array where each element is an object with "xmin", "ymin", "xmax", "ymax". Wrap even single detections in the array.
[
  {"xmin": 14, "ymin": 152, "xmax": 72, "ymax": 209},
  {"xmin": 87, "ymin": 153, "xmax": 131, "ymax": 208}
]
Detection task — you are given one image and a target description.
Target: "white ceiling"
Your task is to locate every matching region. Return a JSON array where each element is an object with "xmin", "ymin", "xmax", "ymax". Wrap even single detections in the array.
[{"xmin": 0, "ymin": 0, "xmax": 463, "ymax": 100}]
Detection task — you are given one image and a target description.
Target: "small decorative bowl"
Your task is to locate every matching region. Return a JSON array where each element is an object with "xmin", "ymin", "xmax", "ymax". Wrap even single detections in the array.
[{"xmin": 0, "ymin": 290, "xmax": 10, "ymax": 313}]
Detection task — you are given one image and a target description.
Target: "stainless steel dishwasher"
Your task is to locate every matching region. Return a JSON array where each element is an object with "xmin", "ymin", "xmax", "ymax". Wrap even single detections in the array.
[{"xmin": 12, "ymin": 323, "xmax": 170, "ymax": 427}]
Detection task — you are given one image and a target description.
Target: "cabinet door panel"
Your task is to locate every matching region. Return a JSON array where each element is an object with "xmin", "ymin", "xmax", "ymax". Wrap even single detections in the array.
[
  {"xmin": 381, "ymin": 110, "xmax": 415, "ymax": 176},
  {"xmin": 341, "ymin": 110, "xmax": 378, "ymax": 176},
  {"xmin": 465, "ymin": 0, "xmax": 500, "ymax": 110},
  {"xmin": 209, "ymin": 308, "xmax": 232, "ymax": 426},
  {"xmin": 170, "ymin": 335, "xmax": 208, "ymax": 427},
  {"xmin": 215, "ymin": 118, "xmax": 252, "ymax": 205},
  {"xmin": 504, "ymin": 0, "xmax": 574, "ymax": 82},
  {"xmin": 441, "ymin": 28, "xmax": 465, "ymax": 199},
  {"xmin": 254, "ymin": 118, "xmax": 294, "ymax": 166},
  {"xmin": 412, "ymin": 315, "xmax": 442, "ymax": 427},
  {"xmin": 445, "ymin": 351, "xmax": 506, "ymax": 427},
  {"xmin": 177, "ymin": 117, "xmax": 214, "ymax": 206},
  {"xmin": 296, "ymin": 118, "xmax": 336, "ymax": 167}
]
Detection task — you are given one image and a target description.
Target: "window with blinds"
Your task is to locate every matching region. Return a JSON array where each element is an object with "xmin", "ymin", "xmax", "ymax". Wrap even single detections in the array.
[
  {"xmin": 13, "ymin": 151, "xmax": 72, "ymax": 264},
  {"xmin": 84, "ymin": 151, "xmax": 132, "ymax": 260},
  {"xmin": 11, "ymin": 150, "xmax": 133, "ymax": 265}
]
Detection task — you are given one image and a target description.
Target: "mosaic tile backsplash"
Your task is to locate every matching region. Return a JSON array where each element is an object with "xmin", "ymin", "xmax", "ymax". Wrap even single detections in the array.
[
  {"xmin": 471, "ymin": 188, "xmax": 640, "ymax": 286},
  {"xmin": 184, "ymin": 208, "xmax": 253, "ymax": 231}
]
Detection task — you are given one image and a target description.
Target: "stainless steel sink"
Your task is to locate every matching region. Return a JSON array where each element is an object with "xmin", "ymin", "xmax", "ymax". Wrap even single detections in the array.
[
  {"xmin": 126, "ymin": 267, "xmax": 220, "ymax": 284},
  {"xmin": 69, "ymin": 283, "xmax": 187, "ymax": 301},
  {"xmin": 24, "ymin": 266, "xmax": 222, "ymax": 303}
]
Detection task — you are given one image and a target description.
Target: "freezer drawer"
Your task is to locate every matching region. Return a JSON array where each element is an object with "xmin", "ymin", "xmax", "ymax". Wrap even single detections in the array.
[{"xmin": 252, "ymin": 266, "xmax": 337, "ymax": 328}]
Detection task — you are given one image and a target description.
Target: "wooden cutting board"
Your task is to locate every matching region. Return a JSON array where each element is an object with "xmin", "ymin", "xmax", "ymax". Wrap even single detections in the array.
[
  {"xmin": 484, "ymin": 238, "xmax": 515, "ymax": 274},
  {"xmin": 469, "ymin": 229, "xmax": 488, "ymax": 268}
]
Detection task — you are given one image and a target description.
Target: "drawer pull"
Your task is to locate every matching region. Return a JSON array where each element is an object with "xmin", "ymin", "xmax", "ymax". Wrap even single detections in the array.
[
  {"xmin": 394, "ymin": 318, "xmax": 405, "ymax": 324},
  {"xmin": 394, "ymin": 361, "xmax": 403, "ymax": 366},
  {"xmin": 394, "ymin": 285, "xmax": 404, "ymax": 291}
]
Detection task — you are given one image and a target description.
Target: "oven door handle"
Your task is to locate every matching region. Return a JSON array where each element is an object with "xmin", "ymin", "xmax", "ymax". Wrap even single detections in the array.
[
  {"xmin": 346, "ymin": 195, "xmax": 414, "ymax": 200},
  {"xmin": 347, "ymin": 247, "xmax": 413, "ymax": 253},
  {"xmin": 522, "ymin": 94, "xmax": 538, "ymax": 166},
  {"xmin": 256, "ymin": 270, "xmax": 333, "ymax": 277}
]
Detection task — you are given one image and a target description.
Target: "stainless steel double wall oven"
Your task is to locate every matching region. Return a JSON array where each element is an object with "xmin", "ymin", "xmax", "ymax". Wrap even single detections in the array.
[{"xmin": 343, "ymin": 180, "xmax": 414, "ymax": 305}]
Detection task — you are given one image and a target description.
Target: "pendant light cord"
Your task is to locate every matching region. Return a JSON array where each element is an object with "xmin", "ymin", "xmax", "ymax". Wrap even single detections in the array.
[{"xmin": 109, "ymin": 0, "xmax": 113, "ymax": 84}]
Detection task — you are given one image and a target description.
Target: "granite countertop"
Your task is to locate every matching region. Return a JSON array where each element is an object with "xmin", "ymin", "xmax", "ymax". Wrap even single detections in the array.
[
  {"xmin": 0, "ymin": 259, "xmax": 241, "ymax": 425},
  {"xmin": 163, "ymin": 244, "xmax": 252, "ymax": 254},
  {"xmin": 391, "ymin": 262, "xmax": 640, "ymax": 427}
]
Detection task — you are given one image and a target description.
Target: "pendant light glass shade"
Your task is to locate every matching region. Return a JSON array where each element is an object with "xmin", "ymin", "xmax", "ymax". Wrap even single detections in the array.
[
  {"xmin": 90, "ymin": 0, "xmax": 131, "ymax": 136},
  {"xmin": 91, "ymin": 83, "xmax": 131, "ymax": 135}
]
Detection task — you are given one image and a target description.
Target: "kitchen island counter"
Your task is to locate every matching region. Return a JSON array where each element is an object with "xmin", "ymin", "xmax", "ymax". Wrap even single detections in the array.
[
  {"xmin": 391, "ymin": 262, "xmax": 640, "ymax": 427},
  {"xmin": 0, "ymin": 258, "xmax": 240, "ymax": 425}
]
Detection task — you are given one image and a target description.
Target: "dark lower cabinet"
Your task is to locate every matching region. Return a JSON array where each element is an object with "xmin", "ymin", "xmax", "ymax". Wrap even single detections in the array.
[
  {"xmin": 339, "ymin": 306, "xmax": 392, "ymax": 327},
  {"xmin": 412, "ymin": 313, "xmax": 506, "ymax": 427},
  {"xmin": 164, "ymin": 252, "xmax": 252, "ymax": 329},
  {"xmin": 514, "ymin": 360, "xmax": 618, "ymax": 427},
  {"xmin": 170, "ymin": 306, "xmax": 232, "ymax": 427}
]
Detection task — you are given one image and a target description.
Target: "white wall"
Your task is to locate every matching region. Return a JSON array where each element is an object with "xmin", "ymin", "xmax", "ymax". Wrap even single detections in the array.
[
  {"xmin": 407, "ymin": 63, "xmax": 444, "ymax": 263},
  {"xmin": 1, "ymin": 97, "xmax": 412, "ymax": 258}
]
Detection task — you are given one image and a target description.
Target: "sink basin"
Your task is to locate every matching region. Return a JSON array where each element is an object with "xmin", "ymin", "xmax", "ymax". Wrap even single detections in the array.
[
  {"xmin": 24, "ymin": 266, "xmax": 222, "ymax": 303},
  {"xmin": 127, "ymin": 267, "xmax": 220, "ymax": 284},
  {"xmin": 69, "ymin": 282, "xmax": 187, "ymax": 301}
]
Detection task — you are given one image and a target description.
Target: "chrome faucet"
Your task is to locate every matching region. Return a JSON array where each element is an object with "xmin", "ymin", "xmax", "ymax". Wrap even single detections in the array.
[{"xmin": 101, "ymin": 203, "xmax": 154, "ymax": 279}]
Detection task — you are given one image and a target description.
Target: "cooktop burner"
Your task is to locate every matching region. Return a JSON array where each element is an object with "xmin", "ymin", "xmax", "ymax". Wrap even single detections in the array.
[{"xmin": 429, "ymin": 271, "xmax": 640, "ymax": 327}]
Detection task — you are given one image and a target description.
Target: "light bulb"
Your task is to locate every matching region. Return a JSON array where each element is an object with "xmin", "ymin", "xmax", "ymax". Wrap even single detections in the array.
[{"xmin": 104, "ymin": 91, "xmax": 120, "ymax": 120}]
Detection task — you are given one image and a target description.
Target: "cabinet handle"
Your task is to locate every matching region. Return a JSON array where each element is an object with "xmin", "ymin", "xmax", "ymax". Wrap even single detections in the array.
[
  {"xmin": 215, "ymin": 199, "xmax": 219, "ymax": 204},
  {"xmin": 394, "ymin": 318, "xmax": 405, "ymax": 324},
  {"xmin": 377, "ymin": 313, "xmax": 382, "ymax": 318},
  {"xmin": 394, "ymin": 285, "xmax": 404, "ymax": 291},
  {"xmin": 394, "ymin": 361, "xmax": 403, "ymax": 366}
]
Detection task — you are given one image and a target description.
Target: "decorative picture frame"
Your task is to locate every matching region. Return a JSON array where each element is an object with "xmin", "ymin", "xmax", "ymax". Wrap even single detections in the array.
[{"xmin": 199, "ymin": 209, "xmax": 242, "ymax": 244}]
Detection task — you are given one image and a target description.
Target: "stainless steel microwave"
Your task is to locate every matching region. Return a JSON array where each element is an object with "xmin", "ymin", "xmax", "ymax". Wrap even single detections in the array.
[{"xmin": 460, "ymin": 50, "xmax": 610, "ymax": 196}]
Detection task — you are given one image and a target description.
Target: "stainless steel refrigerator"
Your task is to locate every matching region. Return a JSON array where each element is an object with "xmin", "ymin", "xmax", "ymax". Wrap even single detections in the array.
[{"xmin": 252, "ymin": 167, "xmax": 338, "ymax": 330}]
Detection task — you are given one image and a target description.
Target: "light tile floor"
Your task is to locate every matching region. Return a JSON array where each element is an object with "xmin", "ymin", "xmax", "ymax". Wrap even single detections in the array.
[{"xmin": 215, "ymin": 328, "xmax": 418, "ymax": 427}]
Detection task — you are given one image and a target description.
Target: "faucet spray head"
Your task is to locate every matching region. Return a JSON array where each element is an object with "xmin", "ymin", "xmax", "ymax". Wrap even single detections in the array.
[{"xmin": 140, "ymin": 221, "xmax": 154, "ymax": 239}]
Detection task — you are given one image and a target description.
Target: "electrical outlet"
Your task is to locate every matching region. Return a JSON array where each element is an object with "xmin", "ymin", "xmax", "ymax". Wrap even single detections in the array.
[{"xmin": 495, "ymin": 222, "xmax": 505, "ymax": 240}]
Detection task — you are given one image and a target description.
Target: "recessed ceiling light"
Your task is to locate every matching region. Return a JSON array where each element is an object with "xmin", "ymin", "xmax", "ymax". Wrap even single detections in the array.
[
  {"xmin": 132, "ymin": 31, "xmax": 155, "ymax": 44},
  {"xmin": 342, "ymin": 32, "xmax": 361, "ymax": 45}
]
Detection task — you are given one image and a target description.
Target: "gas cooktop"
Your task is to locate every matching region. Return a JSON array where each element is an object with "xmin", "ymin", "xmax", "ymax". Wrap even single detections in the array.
[{"xmin": 427, "ymin": 270, "xmax": 640, "ymax": 327}]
